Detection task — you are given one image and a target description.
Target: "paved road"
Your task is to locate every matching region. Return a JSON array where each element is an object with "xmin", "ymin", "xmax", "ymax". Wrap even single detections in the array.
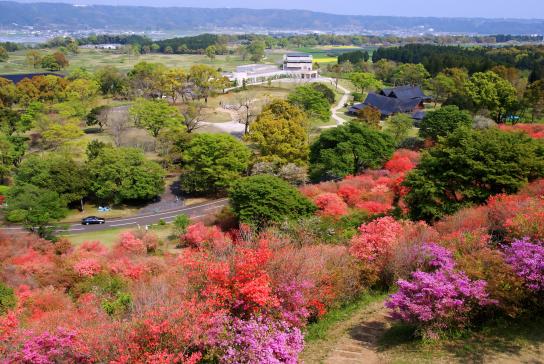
[{"xmin": 1, "ymin": 198, "xmax": 229, "ymax": 234}]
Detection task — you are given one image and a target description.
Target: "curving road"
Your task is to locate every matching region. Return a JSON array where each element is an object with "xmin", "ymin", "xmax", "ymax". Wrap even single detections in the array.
[{"xmin": 1, "ymin": 198, "xmax": 229, "ymax": 233}]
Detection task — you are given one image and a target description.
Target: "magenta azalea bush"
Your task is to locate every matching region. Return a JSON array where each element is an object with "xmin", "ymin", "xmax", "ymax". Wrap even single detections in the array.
[
  {"xmin": 218, "ymin": 316, "xmax": 304, "ymax": 364},
  {"xmin": 386, "ymin": 243, "xmax": 496, "ymax": 338},
  {"xmin": 4, "ymin": 328, "xmax": 91, "ymax": 364},
  {"xmin": 504, "ymin": 238, "xmax": 544, "ymax": 292}
]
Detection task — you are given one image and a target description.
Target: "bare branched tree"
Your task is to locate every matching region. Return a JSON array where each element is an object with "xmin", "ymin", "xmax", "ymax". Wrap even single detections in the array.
[
  {"xmin": 232, "ymin": 92, "xmax": 262, "ymax": 134},
  {"xmin": 109, "ymin": 106, "xmax": 131, "ymax": 147},
  {"xmin": 180, "ymin": 101, "xmax": 206, "ymax": 133}
]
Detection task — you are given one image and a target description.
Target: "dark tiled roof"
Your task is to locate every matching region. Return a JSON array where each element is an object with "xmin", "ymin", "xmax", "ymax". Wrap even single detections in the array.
[
  {"xmin": 363, "ymin": 93, "xmax": 402, "ymax": 116},
  {"xmin": 412, "ymin": 110, "xmax": 427, "ymax": 121},
  {"xmin": 0, "ymin": 72, "xmax": 64, "ymax": 84},
  {"xmin": 380, "ymin": 85, "xmax": 428, "ymax": 100},
  {"xmin": 399, "ymin": 98, "xmax": 424, "ymax": 112}
]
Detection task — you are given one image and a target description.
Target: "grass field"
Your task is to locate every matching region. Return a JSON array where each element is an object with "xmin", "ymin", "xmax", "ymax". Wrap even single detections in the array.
[
  {"xmin": 379, "ymin": 316, "xmax": 544, "ymax": 363},
  {"xmin": 0, "ymin": 48, "xmax": 286, "ymax": 74},
  {"xmin": 62, "ymin": 224, "xmax": 175, "ymax": 248}
]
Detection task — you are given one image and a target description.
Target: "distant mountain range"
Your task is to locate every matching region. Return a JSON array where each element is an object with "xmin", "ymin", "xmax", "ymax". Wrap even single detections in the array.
[{"xmin": 1, "ymin": 1, "xmax": 543, "ymax": 35}]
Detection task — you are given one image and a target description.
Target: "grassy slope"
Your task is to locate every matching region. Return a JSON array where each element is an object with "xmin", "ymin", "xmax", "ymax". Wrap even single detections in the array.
[{"xmin": 380, "ymin": 316, "xmax": 544, "ymax": 363}]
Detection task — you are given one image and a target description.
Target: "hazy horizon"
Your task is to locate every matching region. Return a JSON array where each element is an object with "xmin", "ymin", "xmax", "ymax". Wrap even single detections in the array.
[{"xmin": 9, "ymin": 0, "xmax": 544, "ymax": 19}]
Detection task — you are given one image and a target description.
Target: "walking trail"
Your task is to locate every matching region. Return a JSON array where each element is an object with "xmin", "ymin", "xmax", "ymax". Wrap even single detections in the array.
[
  {"xmin": 302, "ymin": 300, "xmax": 391, "ymax": 364},
  {"xmin": 201, "ymin": 77, "xmax": 351, "ymax": 135}
]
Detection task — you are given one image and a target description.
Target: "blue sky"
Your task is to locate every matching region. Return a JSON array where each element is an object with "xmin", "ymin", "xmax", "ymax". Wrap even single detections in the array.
[{"xmin": 15, "ymin": 0, "xmax": 544, "ymax": 18}]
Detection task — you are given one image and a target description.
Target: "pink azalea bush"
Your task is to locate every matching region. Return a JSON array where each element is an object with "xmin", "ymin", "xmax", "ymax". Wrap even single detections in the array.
[
  {"xmin": 504, "ymin": 238, "xmax": 544, "ymax": 292},
  {"xmin": 386, "ymin": 269, "xmax": 496, "ymax": 339},
  {"xmin": 218, "ymin": 316, "xmax": 303, "ymax": 364},
  {"xmin": 314, "ymin": 193, "xmax": 348, "ymax": 218},
  {"xmin": 3, "ymin": 328, "xmax": 91, "ymax": 364},
  {"xmin": 73, "ymin": 258, "xmax": 101, "ymax": 277},
  {"xmin": 386, "ymin": 243, "xmax": 496, "ymax": 338}
]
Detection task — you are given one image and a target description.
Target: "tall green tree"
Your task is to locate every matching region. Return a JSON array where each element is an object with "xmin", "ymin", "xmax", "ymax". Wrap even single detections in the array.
[
  {"xmin": 129, "ymin": 98, "xmax": 184, "ymax": 138},
  {"xmin": 392, "ymin": 63, "xmax": 430, "ymax": 86},
  {"xmin": 524, "ymin": 80, "xmax": 544, "ymax": 122},
  {"xmin": 350, "ymin": 72, "xmax": 383, "ymax": 93},
  {"xmin": 87, "ymin": 147, "xmax": 165, "ymax": 204},
  {"xmin": 180, "ymin": 133, "xmax": 251, "ymax": 195},
  {"xmin": 5, "ymin": 184, "xmax": 67, "ymax": 237},
  {"xmin": 247, "ymin": 40, "xmax": 266, "ymax": 63},
  {"xmin": 426, "ymin": 73, "xmax": 456, "ymax": 104},
  {"xmin": 0, "ymin": 46, "xmax": 8, "ymax": 62},
  {"xmin": 0, "ymin": 78, "xmax": 18, "ymax": 108},
  {"xmin": 404, "ymin": 127, "xmax": 544, "ymax": 221},
  {"xmin": 310, "ymin": 121, "xmax": 395, "ymax": 181},
  {"xmin": 383, "ymin": 113, "xmax": 414, "ymax": 145},
  {"xmin": 15, "ymin": 153, "xmax": 90, "ymax": 209},
  {"xmin": 287, "ymin": 84, "xmax": 331, "ymax": 122},
  {"xmin": 465, "ymin": 71, "xmax": 518, "ymax": 122},
  {"xmin": 418, "ymin": 105, "xmax": 473, "ymax": 141},
  {"xmin": 247, "ymin": 100, "xmax": 309, "ymax": 166}
]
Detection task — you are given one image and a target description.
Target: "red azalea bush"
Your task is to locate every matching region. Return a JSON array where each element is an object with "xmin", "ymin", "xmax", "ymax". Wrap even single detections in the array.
[
  {"xmin": 0, "ymin": 217, "xmax": 369, "ymax": 362},
  {"xmin": 302, "ymin": 150, "xmax": 419, "ymax": 218},
  {"xmin": 314, "ymin": 193, "xmax": 349, "ymax": 218},
  {"xmin": 498, "ymin": 124, "xmax": 544, "ymax": 139}
]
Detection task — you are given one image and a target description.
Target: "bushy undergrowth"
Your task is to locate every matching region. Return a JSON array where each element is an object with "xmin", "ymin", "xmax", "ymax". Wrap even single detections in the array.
[{"xmin": 2, "ymin": 149, "xmax": 544, "ymax": 361}]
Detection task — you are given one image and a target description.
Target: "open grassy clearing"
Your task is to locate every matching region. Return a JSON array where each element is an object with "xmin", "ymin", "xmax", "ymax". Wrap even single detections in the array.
[
  {"xmin": 379, "ymin": 316, "xmax": 544, "ymax": 363},
  {"xmin": 61, "ymin": 224, "xmax": 175, "ymax": 248},
  {"xmin": 0, "ymin": 48, "xmax": 286, "ymax": 74}
]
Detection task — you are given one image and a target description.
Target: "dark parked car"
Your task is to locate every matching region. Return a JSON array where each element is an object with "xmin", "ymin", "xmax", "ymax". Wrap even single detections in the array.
[{"xmin": 81, "ymin": 216, "xmax": 106, "ymax": 225}]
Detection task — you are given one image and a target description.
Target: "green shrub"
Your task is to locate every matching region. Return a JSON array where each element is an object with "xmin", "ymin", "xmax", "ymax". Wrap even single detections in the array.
[
  {"xmin": 101, "ymin": 292, "xmax": 132, "ymax": 317},
  {"xmin": 0, "ymin": 282, "xmax": 16, "ymax": 314},
  {"xmin": 173, "ymin": 214, "xmax": 190, "ymax": 234},
  {"xmin": 229, "ymin": 175, "xmax": 316, "ymax": 227}
]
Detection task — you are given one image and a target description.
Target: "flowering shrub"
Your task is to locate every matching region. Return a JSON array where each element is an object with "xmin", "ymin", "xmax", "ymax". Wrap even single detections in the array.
[
  {"xmin": 314, "ymin": 193, "xmax": 348, "ymax": 218},
  {"xmin": 384, "ymin": 149, "xmax": 419, "ymax": 174},
  {"xmin": 349, "ymin": 217, "xmax": 404, "ymax": 269},
  {"xmin": 181, "ymin": 222, "xmax": 230, "ymax": 251},
  {"xmin": 218, "ymin": 316, "xmax": 303, "ymax": 364},
  {"xmin": 301, "ymin": 151, "xmax": 419, "ymax": 217},
  {"xmin": 498, "ymin": 124, "xmax": 544, "ymax": 139},
  {"xmin": 73, "ymin": 258, "xmax": 101, "ymax": 277},
  {"xmin": 505, "ymin": 210, "xmax": 544, "ymax": 241},
  {"xmin": 504, "ymin": 238, "xmax": 544, "ymax": 292},
  {"xmin": 4, "ymin": 328, "xmax": 92, "ymax": 364},
  {"xmin": 386, "ymin": 269, "xmax": 496, "ymax": 338},
  {"xmin": 117, "ymin": 232, "xmax": 146, "ymax": 254}
]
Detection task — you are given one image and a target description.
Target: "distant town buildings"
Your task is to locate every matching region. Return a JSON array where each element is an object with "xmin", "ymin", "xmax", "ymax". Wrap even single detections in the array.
[{"xmin": 80, "ymin": 43, "xmax": 122, "ymax": 50}]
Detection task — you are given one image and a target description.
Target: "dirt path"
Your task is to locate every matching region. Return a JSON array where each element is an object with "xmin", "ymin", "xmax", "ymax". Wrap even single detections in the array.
[
  {"xmin": 302, "ymin": 300, "xmax": 391, "ymax": 364},
  {"xmin": 331, "ymin": 83, "xmax": 351, "ymax": 126}
]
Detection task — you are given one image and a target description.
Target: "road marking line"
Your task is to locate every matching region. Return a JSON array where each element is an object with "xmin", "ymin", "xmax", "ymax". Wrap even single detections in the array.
[
  {"xmin": 105, "ymin": 199, "xmax": 228, "ymax": 223},
  {"xmin": 109, "ymin": 222, "xmax": 137, "ymax": 227}
]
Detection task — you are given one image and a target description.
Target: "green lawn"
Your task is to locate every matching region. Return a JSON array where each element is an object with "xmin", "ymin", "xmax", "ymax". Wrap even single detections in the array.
[
  {"xmin": 0, "ymin": 48, "xmax": 286, "ymax": 74},
  {"xmin": 379, "ymin": 316, "xmax": 544, "ymax": 363},
  {"xmin": 62, "ymin": 224, "xmax": 175, "ymax": 248}
]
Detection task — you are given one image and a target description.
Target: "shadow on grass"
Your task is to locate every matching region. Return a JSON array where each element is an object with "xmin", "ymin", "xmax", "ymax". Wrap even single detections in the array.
[
  {"xmin": 83, "ymin": 127, "xmax": 103, "ymax": 134},
  {"xmin": 442, "ymin": 316, "xmax": 544, "ymax": 363},
  {"xmin": 376, "ymin": 316, "xmax": 544, "ymax": 363}
]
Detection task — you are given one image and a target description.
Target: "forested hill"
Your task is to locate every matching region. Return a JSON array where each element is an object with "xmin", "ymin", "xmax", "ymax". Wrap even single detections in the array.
[{"xmin": 1, "ymin": 1, "xmax": 544, "ymax": 34}]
